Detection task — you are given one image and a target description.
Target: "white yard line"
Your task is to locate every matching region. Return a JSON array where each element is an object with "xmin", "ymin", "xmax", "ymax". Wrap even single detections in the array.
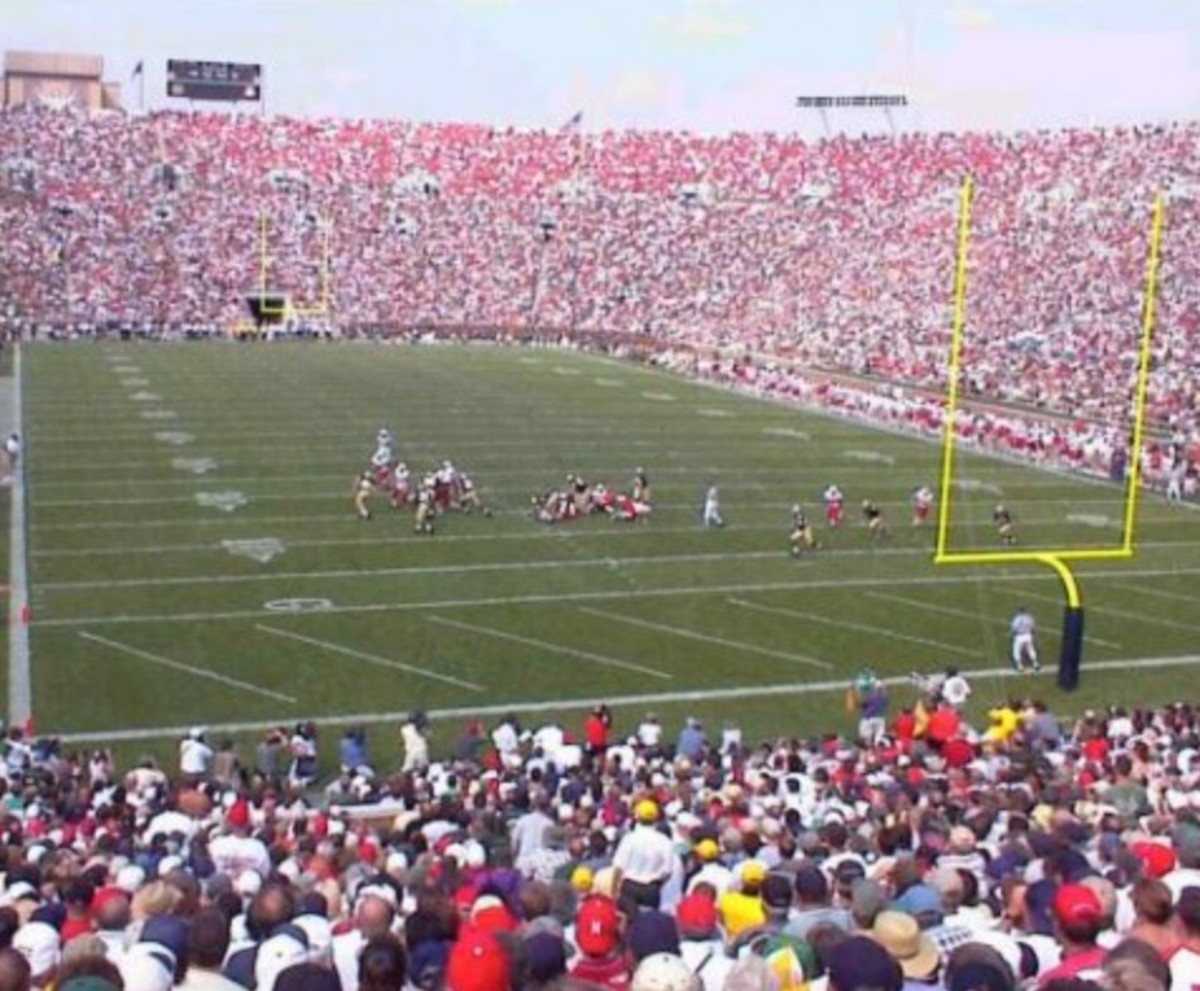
[
  {"xmin": 53, "ymin": 652, "xmax": 1200, "ymax": 744},
  {"xmin": 426, "ymin": 615, "xmax": 671, "ymax": 680},
  {"xmin": 1108, "ymin": 582, "xmax": 1198, "ymax": 607},
  {"xmin": 7, "ymin": 346, "xmax": 31, "ymax": 727},
  {"xmin": 37, "ymin": 549, "xmax": 789, "ymax": 591},
  {"xmin": 578, "ymin": 606, "xmax": 831, "ymax": 670},
  {"xmin": 32, "ymin": 564, "xmax": 1200, "ymax": 629},
  {"xmin": 78, "ymin": 631, "xmax": 297, "ymax": 703},
  {"xmin": 1014, "ymin": 588, "xmax": 1200, "ymax": 637},
  {"xmin": 864, "ymin": 590, "xmax": 1120, "ymax": 650},
  {"xmin": 32, "ymin": 539, "xmax": 1200, "ymax": 592},
  {"xmin": 728, "ymin": 597, "xmax": 967, "ymax": 655},
  {"xmin": 254, "ymin": 624, "xmax": 484, "ymax": 692}
]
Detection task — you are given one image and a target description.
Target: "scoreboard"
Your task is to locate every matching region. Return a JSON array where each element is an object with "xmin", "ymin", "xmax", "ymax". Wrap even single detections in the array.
[{"xmin": 166, "ymin": 60, "xmax": 262, "ymax": 102}]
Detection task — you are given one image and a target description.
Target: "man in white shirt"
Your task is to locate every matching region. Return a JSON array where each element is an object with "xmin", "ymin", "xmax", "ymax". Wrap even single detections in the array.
[
  {"xmin": 1170, "ymin": 887, "xmax": 1200, "ymax": 991},
  {"xmin": 1010, "ymin": 608, "xmax": 1040, "ymax": 673},
  {"xmin": 613, "ymin": 800, "xmax": 678, "ymax": 913},
  {"xmin": 333, "ymin": 893, "xmax": 395, "ymax": 991},
  {"xmin": 179, "ymin": 729, "xmax": 214, "ymax": 780},
  {"xmin": 941, "ymin": 669, "xmax": 972, "ymax": 709}
]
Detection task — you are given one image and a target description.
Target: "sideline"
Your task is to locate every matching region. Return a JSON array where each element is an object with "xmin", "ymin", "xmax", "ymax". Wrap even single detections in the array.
[{"xmin": 7, "ymin": 346, "xmax": 30, "ymax": 727}]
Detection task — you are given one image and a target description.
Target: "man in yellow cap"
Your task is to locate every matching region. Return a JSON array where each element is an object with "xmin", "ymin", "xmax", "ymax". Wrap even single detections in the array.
[
  {"xmin": 719, "ymin": 860, "xmax": 768, "ymax": 941},
  {"xmin": 688, "ymin": 838, "xmax": 734, "ymax": 896},
  {"xmin": 612, "ymin": 799, "xmax": 678, "ymax": 915}
]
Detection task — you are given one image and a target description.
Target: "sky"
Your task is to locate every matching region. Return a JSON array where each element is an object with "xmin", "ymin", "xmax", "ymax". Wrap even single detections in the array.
[{"xmin": 6, "ymin": 0, "xmax": 1200, "ymax": 136}]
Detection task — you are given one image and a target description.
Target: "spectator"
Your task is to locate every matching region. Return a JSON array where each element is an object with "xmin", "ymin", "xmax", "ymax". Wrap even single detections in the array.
[{"xmin": 179, "ymin": 907, "xmax": 242, "ymax": 990}]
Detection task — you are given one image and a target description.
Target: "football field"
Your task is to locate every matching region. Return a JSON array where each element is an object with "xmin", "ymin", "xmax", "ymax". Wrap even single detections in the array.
[{"xmin": 14, "ymin": 343, "xmax": 1200, "ymax": 768}]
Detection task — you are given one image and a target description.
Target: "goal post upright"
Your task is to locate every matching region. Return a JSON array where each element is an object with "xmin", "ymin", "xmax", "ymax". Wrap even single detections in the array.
[{"xmin": 932, "ymin": 177, "xmax": 1166, "ymax": 690}]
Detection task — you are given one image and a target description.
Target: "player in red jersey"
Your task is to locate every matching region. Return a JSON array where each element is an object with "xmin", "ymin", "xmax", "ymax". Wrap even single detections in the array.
[{"xmin": 823, "ymin": 483, "xmax": 844, "ymax": 527}]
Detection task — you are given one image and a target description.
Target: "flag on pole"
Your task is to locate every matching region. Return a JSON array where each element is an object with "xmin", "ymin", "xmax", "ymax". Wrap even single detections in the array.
[
  {"xmin": 131, "ymin": 60, "xmax": 144, "ymax": 80},
  {"xmin": 560, "ymin": 110, "xmax": 583, "ymax": 135}
]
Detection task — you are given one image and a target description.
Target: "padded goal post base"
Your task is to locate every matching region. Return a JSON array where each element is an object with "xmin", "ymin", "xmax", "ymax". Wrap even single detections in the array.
[{"xmin": 1057, "ymin": 605, "xmax": 1084, "ymax": 691}]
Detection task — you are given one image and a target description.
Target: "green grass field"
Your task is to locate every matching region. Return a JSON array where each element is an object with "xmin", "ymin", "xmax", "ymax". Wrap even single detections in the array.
[{"xmin": 15, "ymin": 343, "xmax": 1200, "ymax": 771}]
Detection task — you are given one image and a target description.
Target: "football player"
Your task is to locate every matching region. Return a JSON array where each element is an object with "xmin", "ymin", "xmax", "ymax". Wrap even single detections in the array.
[
  {"xmin": 633, "ymin": 467, "xmax": 650, "ymax": 504},
  {"xmin": 353, "ymin": 470, "xmax": 374, "ymax": 521},
  {"xmin": 391, "ymin": 462, "xmax": 412, "ymax": 509},
  {"xmin": 414, "ymin": 475, "xmax": 437, "ymax": 534},
  {"xmin": 911, "ymin": 486, "xmax": 934, "ymax": 527},
  {"xmin": 994, "ymin": 504, "xmax": 1016, "ymax": 545},
  {"xmin": 790, "ymin": 504, "xmax": 818, "ymax": 556},
  {"xmin": 823, "ymin": 484, "xmax": 844, "ymax": 528},
  {"xmin": 862, "ymin": 499, "xmax": 888, "ymax": 541}
]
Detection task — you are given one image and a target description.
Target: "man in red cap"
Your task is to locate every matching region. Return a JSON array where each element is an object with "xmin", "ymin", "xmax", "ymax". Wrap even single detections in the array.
[
  {"xmin": 447, "ymin": 929, "xmax": 511, "ymax": 991},
  {"xmin": 1036, "ymin": 884, "xmax": 1105, "ymax": 986},
  {"xmin": 569, "ymin": 895, "xmax": 630, "ymax": 991}
]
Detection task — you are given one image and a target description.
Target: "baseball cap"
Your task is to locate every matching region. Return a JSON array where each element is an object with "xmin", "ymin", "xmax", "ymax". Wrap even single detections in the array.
[
  {"xmin": 13, "ymin": 920, "xmax": 61, "ymax": 976},
  {"xmin": 695, "ymin": 839, "xmax": 720, "ymax": 862},
  {"xmin": 119, "ymin": 943, "xmax": 175, "ymax": 991},
  {"xmin": 275, "ymin": 963, "xmax": 343, "ymax": 991},
  {"xmin": 1052, "ymin": 884, "xmax": 1103, "ymax": 927},
  {"xmin": 635, "ymin": 800, "xmax": 660, "ymax": 823},
  {"xmin": 255, "ymin": 931, "xmax": 310, "ymax": 991},
  {"xmin": 947, "ymin": 961, "xmax": 1014, "ymax": 991},
  {"xmin": 740, "ymin": 860, "xmax": 768, "ymax": 887},
  {"xmin": 570, "ymin": 866, "xmax": 594, "ymax": 893},
  {"xmin": 446, "ymin": 930, "xmax": 510, "ymax": 991},
  {"xmin": 631, "ymin": 953, "xmax": 701, "ymax": 991},
  {"xmin": 676, "ymin": 893, "xmax": 718, "ymax": 939},
  {"xmin": 1130, "ymin": 841, "xmax": 1176, "ymax": 880},
  {"xmin": 627, "ymin": 911, "xmax": 680, "ymax": 962},
  {"xmin": 524, "ymin": 932, "xmax": 567, "ymax": 983},
  {"xmin": 762, "ymin": 874, "xmax": 794, "ymax": 911},
  {"xmin": 826, "ymin": 935, "xmax": 902, "ymax": 991},
  {"xmin": 140, "ymin": 914, "xmax": 188, "ymax": 975},
  {"xmin": 576, "ymin": 895, "xmax": 621, "ymax": 957}
]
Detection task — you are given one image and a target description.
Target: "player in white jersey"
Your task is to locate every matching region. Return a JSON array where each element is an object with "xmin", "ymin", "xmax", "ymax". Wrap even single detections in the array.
[
  {"xmin": 391, "ymin": 462, "xmax": 412, "ymax": 508},
  {"xmin": 702, "ymin": 482, "xmax": 724, "ymax": 528},
  {"xmin": 1010, "ymin": 606, "xmax": 1040, "ymax": 672},
  {"xmin": 352, "ymin": 471, "xmax": 374, "ymax": 521},
  {"xmin": 911, "ymin": 486, "xmax": 934, "ymax": 527}
]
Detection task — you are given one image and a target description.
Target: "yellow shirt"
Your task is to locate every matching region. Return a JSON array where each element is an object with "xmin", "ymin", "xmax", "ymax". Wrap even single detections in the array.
[
  {"xmin": 984, "ymin": 706, "xmax": 1019, "ymax": 743},
  {"xmin": 718, "ymin": 890, "xmax": 765, "ymax": 939}
]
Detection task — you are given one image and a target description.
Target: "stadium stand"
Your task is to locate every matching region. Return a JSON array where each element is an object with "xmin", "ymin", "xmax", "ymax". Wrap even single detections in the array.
[{"xmin": 1, "ymin": 106, "xmax": 1196, "ymax": 491}]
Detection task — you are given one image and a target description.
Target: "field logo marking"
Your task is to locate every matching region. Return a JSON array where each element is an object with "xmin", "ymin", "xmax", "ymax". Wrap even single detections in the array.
[
  {"xmin": 129, "ymin": 391, "xmax": 162, "ymax": 402},
  {"xmin": 263, "ymin": 598, "xmax": 332, "ymax": 613},
  {"xmin": 697, "ymin": 408, "xmax": 734, "ymax": 418},
  {"xmin": 642, "ymin": 391, "xmax": 676, "ymax": 401},
  {"xmin": 172, "ymin": 457, "xmax": 218, "ymax": 475},
  {"xmin": 196, "ymin": 491, "xmax": 248, "ymax": 513},
  {"xmin": 223, "ymin": 538, "xmax": 285, "ymax": 563},
  {"xmin": 141, "ymin": 410, "xmax": 177, "ymax": 420},
  {"xmin": 1066, "ymin": 513, "xmax": 1120, "ymax": 530},
  {"xmin": 763, "ymin": 427, "xmax": 810, "ymax": 441},
  {"xmin": 954, "ymin": 478, "xmax": 1004, "ymax": 496},
  {"xmin": 154, "ymin": 431, "xmax": 194, "ymax": 446},
  {"xmin": 843, "ymin": 450, "xmax": 896, "ymax": 466}
]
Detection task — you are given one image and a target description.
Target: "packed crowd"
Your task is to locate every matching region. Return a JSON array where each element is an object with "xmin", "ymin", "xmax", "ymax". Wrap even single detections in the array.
[
  {"xmin": 1, "ymin": 687, "xmax": 1200, "ymax": 991},
  {"xmin": 2, "ymin": 106, "xmax": 1199, "ymax": 436}
]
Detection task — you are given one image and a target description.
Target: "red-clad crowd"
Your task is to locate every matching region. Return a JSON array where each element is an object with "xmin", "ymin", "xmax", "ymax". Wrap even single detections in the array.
[{"xmin": 1, "ymin": 106, "xmax": 1198, "ymax": 437}]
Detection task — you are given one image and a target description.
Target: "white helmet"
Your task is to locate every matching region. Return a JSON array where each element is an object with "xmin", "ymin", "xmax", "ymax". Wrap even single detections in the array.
[{"xmin": 631, "ymin": 954, "xmax": 701, "ymax": 991}]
